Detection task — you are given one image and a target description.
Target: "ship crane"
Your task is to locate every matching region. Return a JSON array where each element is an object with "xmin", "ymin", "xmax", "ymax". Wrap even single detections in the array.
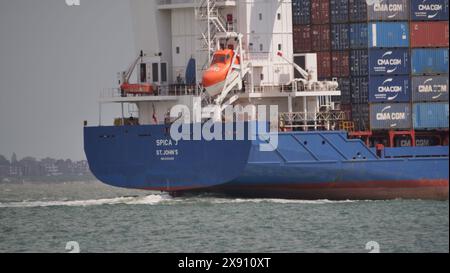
[{"xmin": 276, "ymin": 51, "xmax": 339, "ymax": 92}]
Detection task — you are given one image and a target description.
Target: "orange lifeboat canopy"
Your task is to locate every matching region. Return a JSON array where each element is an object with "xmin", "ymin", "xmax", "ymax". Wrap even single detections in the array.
[{"xmin": 202, "ymin": 49, "xmax": 239, "ymax": 89}]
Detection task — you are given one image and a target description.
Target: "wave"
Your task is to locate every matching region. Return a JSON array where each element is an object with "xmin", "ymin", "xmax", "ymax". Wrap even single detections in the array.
[
  {"xmin": 0, "ymin": 194, "xmax": 171, "ymax": 208},
  {"xmin": 0, "ymin": 195, "xmax": 360, "ymax": 208}
]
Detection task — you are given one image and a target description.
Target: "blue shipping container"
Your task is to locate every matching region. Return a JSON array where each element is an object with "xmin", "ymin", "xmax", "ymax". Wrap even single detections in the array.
[
  {"xmin": 411, "ymin": 0, "xmax": 449, "ymax": 21},
  {"xmin": 330, "ymin": 0, "xmax": 350, "ymax": 23},
  {"xmin": 292, "ymin": 0, "xmax": 311, "ymax": 25},
  {"xmin": 331, "ymin": 24, "xmax": 350, "ymax": 50},
  {"xmin": 349, "ymin": 0, "xmax": 368, "ymax": 22},
  {"xmin": 350, "ymin": 23, "xmax": 369, "ymax": 49},
  {"xmin": 368, "ymin": 22, "xmax": 409, "ymax": 48},
  {"xmin": 369, "ymin": 49, "xmax": 410, "ymax": 75},
  {"xmin": 350, "ymin": 49, "xmax": 369, "ymax": 76},
  {"xmin": 411, "ymin": 48, "xmax": 449, "ymax": 75},
  {"xmin": 413, "ymin": 103, "xmax": 449, "ymax": 129},
  {"xmin": 369, "ymin": 76, "xmax": 411, "ymax": 103}
]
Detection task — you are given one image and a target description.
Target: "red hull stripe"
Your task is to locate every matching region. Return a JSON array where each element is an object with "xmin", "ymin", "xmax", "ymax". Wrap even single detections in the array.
[{"xmin": 140, "ymin": 179, "xmax": 449, "ymax": 192}]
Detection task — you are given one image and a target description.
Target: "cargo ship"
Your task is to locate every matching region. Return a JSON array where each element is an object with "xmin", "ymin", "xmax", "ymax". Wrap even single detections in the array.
[{"xmin": 84, "ymin": 0, "xmax": 449, "ymax": 200}]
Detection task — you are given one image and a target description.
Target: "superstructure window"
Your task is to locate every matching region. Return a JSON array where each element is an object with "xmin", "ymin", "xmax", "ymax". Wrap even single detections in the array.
[
  {"xmin": 277, "ymin": 13, "xmax": 281, "ymax": 20},
  {"xmin": 260, "ymin": 74, "xmax": 264, "ymax": 81},
  {"xmin": 260, "ymin": 44, "xmax": 263, "ymax": 51},
  {"xmin": 152, "ymin": 63, "xmax": 159, "ymax": 83},
  {"xmin": 278, "ymin": 44, "xmax": 282, "ymax": 51},
  {"xmin": 259, "ymin": 13, "xmax": 262, "ymax": 20},
  {"xmin": 140, "ymin": 63, "xmax": 147, "ymax": 83},
  {"xmin": 161, "ymin": 63, "xmax": 167, "ymax": 82},
  {"xmin": 176, "ymin": 47, "xmax": 180, "ymax": 54}
]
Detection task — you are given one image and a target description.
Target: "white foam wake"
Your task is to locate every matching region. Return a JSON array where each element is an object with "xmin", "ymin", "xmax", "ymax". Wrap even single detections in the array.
[
  {"xmin": 0, "ymin": 194, "xmax": 171, "ymax": 208},
  {"xmin": 206, "ymin": 198, "xmax": 358, "ymax": 204}
]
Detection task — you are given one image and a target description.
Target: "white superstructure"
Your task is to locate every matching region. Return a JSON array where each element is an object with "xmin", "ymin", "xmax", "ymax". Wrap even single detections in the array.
[{"xmin": 99, "ymin": 0, "xmax": 344, "ymax": 131}]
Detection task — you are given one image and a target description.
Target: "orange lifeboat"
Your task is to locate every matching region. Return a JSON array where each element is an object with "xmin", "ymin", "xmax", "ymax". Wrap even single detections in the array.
[
  {"xmin": 120, "ymin": 83, "xmax": 154, "ymax": 95},
  {"xmin": 202, "ymin": 49, "xmax": 239, "ymax": 97}
]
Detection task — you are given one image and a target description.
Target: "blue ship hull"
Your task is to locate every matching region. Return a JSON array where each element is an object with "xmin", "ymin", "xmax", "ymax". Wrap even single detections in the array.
[{"xmin": 84, "ymin": 124, "xmax": 449, "ymax": 200}]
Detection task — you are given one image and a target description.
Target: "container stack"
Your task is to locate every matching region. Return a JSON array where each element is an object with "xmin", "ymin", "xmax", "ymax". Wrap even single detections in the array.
[
  {"xmin": 410, "ymin": 0, "xmax": 449, "ymax": 131},
  {"xmin": 293, "ymin": 0, "xmax": 332, "ymax": 79},
  {"xmin": 367, "ymin": 0, "xmax": 412, "ymax": 132},
  {"xmin": 292, "ymin": 0, "xmax": 449, "ymax": 135}
]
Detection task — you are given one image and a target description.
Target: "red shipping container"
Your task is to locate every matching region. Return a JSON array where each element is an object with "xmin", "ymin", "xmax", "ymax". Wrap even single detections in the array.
[
  {"xmin": 293, "ymin": 25, "xmax": 312, "ymax": 53},
  {"xmin": 331, "ymin": 51, "xmax": 350, "ymax": 77},
  {"xmin": 311, "ymin": 24, "xmax": 331, "ymax": 51},
  {"xmin": 311, "ymin": 0, "xmax": 330, "ymax": 25},
  {"xmin": 317, "ymin": 51, "xmax": 332, "ymax": 78},
  {"xmin": 411, "ymin": 22, "xmax": 449, "ymax": 48}
]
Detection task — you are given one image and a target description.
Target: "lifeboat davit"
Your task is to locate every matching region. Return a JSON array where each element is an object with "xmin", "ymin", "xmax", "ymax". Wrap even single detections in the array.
[{"xmin": 202, "ymin": 49, "xmax": 240, "ymax": 97}]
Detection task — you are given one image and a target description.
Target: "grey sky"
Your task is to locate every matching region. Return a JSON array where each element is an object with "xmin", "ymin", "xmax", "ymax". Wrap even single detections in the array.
[{"xmin": 0, "ymin": 0, "xmax": 135, "ymax": 160}]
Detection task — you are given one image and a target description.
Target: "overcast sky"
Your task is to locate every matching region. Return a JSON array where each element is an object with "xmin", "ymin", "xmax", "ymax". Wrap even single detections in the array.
[{"xmin": 0, "ymin": 0, "xmax": 136, "ymax": 160}]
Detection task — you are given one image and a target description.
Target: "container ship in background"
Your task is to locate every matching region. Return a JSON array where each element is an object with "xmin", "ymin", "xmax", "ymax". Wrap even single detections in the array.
[{"xmin": 84, "ymin": 0, "xmax": 449, "ymax": 200}]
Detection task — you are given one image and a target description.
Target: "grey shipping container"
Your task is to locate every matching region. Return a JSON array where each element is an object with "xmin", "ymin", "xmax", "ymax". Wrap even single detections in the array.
[
  {"xmin": 293, "ymin": 0, "xmax": 311, "ymax": 25},
  {"xmin": 349, "ymin": 0, "xmax": 368, "ymax": 22},
  {"xmin": 370, "ymin": 103, "xmax": 412, "ymax": 130},
  {"xmin": 352, "ymin": 103, "xmax": 370, "ymax": 131},
  {"xmin": 331, "ymin": 24, "xmax": 350, "ymax": 50},
  {"xmin": 350, "ymin": 49, "xmax": 369, "ymax": 76},
  {"xmin": 330, "ymin": 0, "xmax": 349, "ymax": 23},
  {"xmin": 367, "ymin": 0, "xmax": 410, "ymax": 21},
  {"xmin": 413, "ymin": 102, "xmax": 449, "ymax": 129},
  {"xmin": 337, "ymin": 77, "xmax": 351, "ymax": 104},
  {"xmin": 351, "ymin": 76, "xmax": 369, "ymax": 104},
  {"xmin": 412, "ymin": 76, "xmax": 449, "ymax": 102}
]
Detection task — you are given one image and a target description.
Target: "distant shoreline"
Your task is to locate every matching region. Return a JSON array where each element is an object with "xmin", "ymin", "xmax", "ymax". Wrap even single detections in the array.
[{"xmin": 0, "ymin": 176, "xmax": 96, "ymax": 185}]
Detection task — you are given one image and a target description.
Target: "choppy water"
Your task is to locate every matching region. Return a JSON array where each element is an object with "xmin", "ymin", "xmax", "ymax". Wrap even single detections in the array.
[{"xmin": 0, "ymin": 181, "xmax": 448, "ymax": 253}]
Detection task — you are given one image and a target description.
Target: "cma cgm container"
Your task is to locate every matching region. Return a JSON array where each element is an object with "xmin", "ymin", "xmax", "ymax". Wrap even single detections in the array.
[
  {"xmin": 350, "ymin": 23, "xmax": 369, "ymax": 49},
  {"xmin": 311, "ymin": 24, "xmax": 331, "ymax": 51},
  {"xmin": 293, "ymin": 25, "xmax": 312, "ymax": 52},
  {"xmin": 311, "ymin": 0, "xmax": 330, "ymax": 24},
  {"xmin": 411, "ymin": 0, "xmax": 449, "ymax": 21},
  {"xmin": 331, "ymin": 51, "xmax": 350, "ymax": 77},
  {"xmin": 411, "ymin": 48, "xmax": 449, "ymax": 75},
  {"xmin": 330, "ymin": 0, "xmax": 349, "ymax": 23},
  {"xmin": 413, "ymin": 103, "xmax": 449, "ymax": 129},
  {"xmin": 369, "ymin": 76, "xmax": 411, "ymax": 102},
  {"xmin": 370, "ymin": 103, "xmax": 412, "ymax": 130},
  {"xmin": 410, "ymin": 21, "xmax": 449, "ymax": 48},
  {"xmin": 412, "ymin": 76, "xmax": 449, "ymax": 102},
  {"xmin": 349, "ymin": 0, "xmax": 368, "ymax": 22},
  {"xmin": 350, "ymin": 49, "xmax": 369, "ymax": 76},
  {"xmin": 369, "ymin": 48, "xmax": 410, "ymax": 75},
  {"xmin": 292, "ymin": 0, "xmax": 311, "ymax": 25},
  {"xmin": 367, "ymin": 0, "xmax": 410, "ymax": 21},
  {"xmin": 368, "ymin": 22, "xmax": 409, "ymax": 48},
  {"xmin": 331, "ymin": 24, "xmax": 350, "ymax": 50}
]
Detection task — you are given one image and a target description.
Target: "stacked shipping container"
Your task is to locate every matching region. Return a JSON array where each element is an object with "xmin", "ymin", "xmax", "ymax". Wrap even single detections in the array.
[
  {"xmin": 292, "ymin": 0, "xmax": 449, "ymax": 133},
  {"xmin": 410, "ymin": 0, "xmax": 449, "ymax": 130},
  {"xmin": 367, "ymin": 0, "xmax": 411, "ymax": 131}
]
